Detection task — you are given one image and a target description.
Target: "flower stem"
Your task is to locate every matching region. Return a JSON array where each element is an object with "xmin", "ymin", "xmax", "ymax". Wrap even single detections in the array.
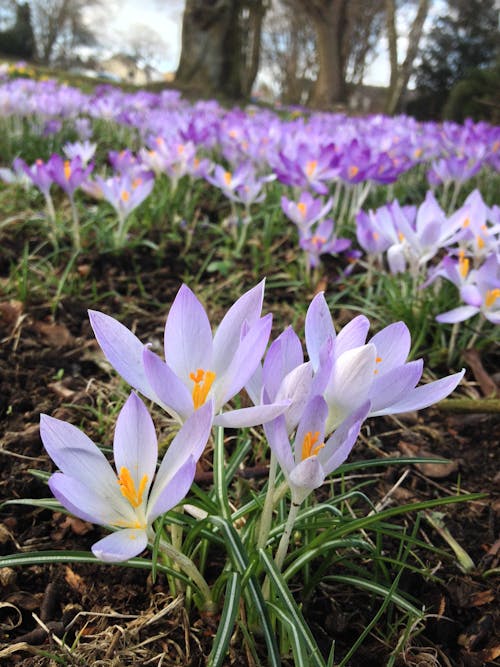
[
  {"xmin": 156, "ymin": 535, "xmax": 215, "ymax": 612},
  {"xmin": 257, "ymin": 452, "xmax": 278, "ymax": 550},
  {"xmin": 274, "ymin": 501, "xmax": 300, "ymax": 573}
]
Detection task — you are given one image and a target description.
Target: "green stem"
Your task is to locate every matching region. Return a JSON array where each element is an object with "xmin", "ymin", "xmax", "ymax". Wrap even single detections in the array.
[
  {"xmin": 156, "ymin": 535, "xmax": 215, "ymax": 611},
  {"xmin": 69, "ymin": 196, "xmax": 80, "ymax": 252},
  {"xmin": 214, "ymin": 425, "xmax": 231, "ymax": 521},
  {"xmin": 257, "ymin": 452, "xmax": 278, "ymax": 550},
  {"xmin": 274, "ymin": 501, "xmax": 300, "ymax": 573}
]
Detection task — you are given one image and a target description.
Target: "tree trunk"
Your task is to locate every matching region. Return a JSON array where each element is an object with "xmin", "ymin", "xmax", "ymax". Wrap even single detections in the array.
[
  {"xmin": 242, "ymin": 0, "xmax": 266, "ymax": 97},
  {"xmin": 307, "ymin": 0, "xmax": 348, "ymax": 109},
  {"xmin": 385, "ymin": 0, "xmax": 430, "ymax": 115}
]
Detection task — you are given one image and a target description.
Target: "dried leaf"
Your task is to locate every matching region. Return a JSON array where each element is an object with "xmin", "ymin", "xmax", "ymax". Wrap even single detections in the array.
[
  {"xmin": 463, "ymin": 348, "xmax": 499, "ymax": 397},
  {"xmin": 398, "ymin": 441, "xmax": 458, "ymax": 478},
  {"xmin": 33, "ymin": 320, "xmax": 73, "ymax": 348},
  {"xmin": 467, "ymin": 590, "xmax": 495, "ymax": 607},
  {"xmin": 65, "ymin": 566, "xmax": 86, "ymax": 595}
]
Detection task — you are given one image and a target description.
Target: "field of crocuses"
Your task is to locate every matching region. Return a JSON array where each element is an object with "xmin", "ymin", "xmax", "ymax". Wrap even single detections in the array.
[{"xmin": 0, "ymin": 72, "xmax": 499, "ymax": 666}]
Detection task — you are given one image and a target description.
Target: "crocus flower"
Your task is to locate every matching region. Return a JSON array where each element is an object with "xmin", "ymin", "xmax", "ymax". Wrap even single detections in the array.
[
  {"xmin": 89, "ymin": 281, "xmax": 288, "ymax": 428},
  {"xmin": 299, "ymin": 219, "xmax": 351, "ymax": 269},
  {"xmin": 436, "ymin": 254, "xmax": 500, "ymax": 325},
  {"xmin": 265, "ymin": 395, "xmax": 370, "ymax": 506},
  {"xmin": 281, "ymin": 191, "xmax": 333, "ymax": 233},
  {"xmin": 305, "ymin": 293, "xmax": 465, "ymax": 432},
  {"xmin": 63, "ymin": 140, "xmax": 97, "ymax": 166},
  {"xmin": 40, "ymin": 393, "xmax": 213, "ymax": 562},
  {"xmin": 47, "ymin": 154, "xmax": 93, "ymax": 197}
]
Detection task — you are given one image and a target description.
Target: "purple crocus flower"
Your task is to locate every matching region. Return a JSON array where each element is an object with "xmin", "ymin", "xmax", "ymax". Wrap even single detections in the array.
[
  {"xmin": 63, "ymin": 140, "xmax": 97, "ymax": 166},
  {"xmin": 281, "ymin": 191, "xmax": 333, "ymax": 233},
  {"xmin": 436, "ymin": 254, "xmax": 500, "ymax": 325},
  {"xmin": 299, "ymin": 219, "xmax": 351, "ymax": 269},
  {"xmin": 305, "ymin": 293, "xmax": 465, "ymax": 432},
  {"xmin": 16, "ymin": 157, "xmax": 54, "ymax": 197},
  {"xmin": 264, "ymin": 395, "xmax": 370, "ymax": 505},
  {"xmin": 40, "ymin": 393, "xmax": 213, "ymax": 562},
  {"xmin": 89, "ymin": 281, "xmax": 288, "ymax": 428},
  {"xmin": 47, "ymin": 154, "xmax": 93, "ymax": 197}
]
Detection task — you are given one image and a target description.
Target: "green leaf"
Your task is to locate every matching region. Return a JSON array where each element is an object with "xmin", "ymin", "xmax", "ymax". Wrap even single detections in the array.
[
  {"xmin": 207, "ymin": 573, "xmax": 241, "ymax": 667},
  {"xmin": 259, "ymin": 549, "xmax": 326, "ymax": 667}
]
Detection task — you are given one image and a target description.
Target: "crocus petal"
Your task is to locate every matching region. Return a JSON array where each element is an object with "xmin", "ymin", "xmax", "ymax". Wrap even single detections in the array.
[
  {"xmin": 212, "ymin": 280, "xmax": 265, "ymax": 372},
  {"xmin": 370, "ymin": 370, "xmax": 465, "ymax": 416},
  {"xmin": 369, "ymin": 360, "xmax": 424, "ymax": 412},
  {"xmin": 305, "ymin": 292, "xmax": 335, "ymax": 371},
  {"xmin": 89, "ymin": 310, "xmax": 157, "ymax": 402},
  {"xmin": 216, "ymin": 314, "xmax": 272, "ymax": 407},
  {"xmin": 387, "ymin": 243, "xmax": 407, "ymax": 274},
  {"xmin": 368, "ymin": 322, "xmax": 411, "ymax": 373},
  {"xmin": 289, "ymin": 457, "xmax": 325, "ymax": 498},
  {"xmin": 324, "ymin": 344, "xmax": 376, "ymax": 432},
  {"xmin": 213, "ymin": 402, "xmax": 290, "ymax": 428},
  {"xmin": 321, "ymin": 401, "xmax": 370, "ymax": 474},
  {"xmin": 262, "ymin": 327, "xmax": 304, "ymax": 401},
  {"xmin": 293, "ymin": 395, "xmax": 328, "ymax": 465},
  {"xmin": 275, "ymin": 362, "xmax": 314, "ymax": 434},
  {"xmin": 436, "ymin": 306, "xmax": 480, "ymax": 323},
  {"xmin": 48, "ymin": 472, "xmax": 134, "ymax": 527},
  {"xmin": 151, "ymin": 401, "xmax": 213, "ymax": 504},
  {"xmin": 40, "ymin": 414, "xmax": 117, "ymax": 491},
  {"xmin": 143, "ymin": 348, "xmax": 194, "ymax": 422},
  {"xmin": 332, "ymin": 315, "xmax": 370, "ymax": 360},
  {"xmin": 164, "ymin": 284, "xmax": 213, "ymax": 381},
  {"xmin": 460, "ymin": 284, "xmax": 483, "ymax": 308},
  {"xmin": 92, "ymin": 528, "xmax": 148, "ymax": 562},
  {"xmin": 148, "ymin": 457, "xmax": 197, "ymax": 522},
  {"xmin": 113, "ymin": 393, "xmax": 157, "ymax": 495},
  {"xmin": 264, "ymin": 415, "xmax": 295, "ymax": 476}
]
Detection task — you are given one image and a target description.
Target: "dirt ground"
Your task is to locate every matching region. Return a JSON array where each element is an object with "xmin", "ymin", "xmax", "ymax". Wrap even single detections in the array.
[{"xmin": 0, "ymin": 246, "xmax": 499, "ymax": 666}]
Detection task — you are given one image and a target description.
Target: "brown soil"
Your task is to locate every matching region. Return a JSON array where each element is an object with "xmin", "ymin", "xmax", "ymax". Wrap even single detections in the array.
[{"xmin": 0, "ymin": 248, "xmax": 499, "ymax": 666}]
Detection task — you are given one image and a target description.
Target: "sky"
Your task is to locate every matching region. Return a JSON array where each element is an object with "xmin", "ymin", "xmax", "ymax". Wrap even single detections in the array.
[{"xmin": 85, "ymin": 0, "xmax": 444, "ymax": 88}]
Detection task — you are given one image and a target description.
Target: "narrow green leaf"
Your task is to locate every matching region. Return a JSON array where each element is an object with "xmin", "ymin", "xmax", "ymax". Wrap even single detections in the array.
[
  {"xmin": 267, "ymin": 602, "xmax": 309, "ymax": 666},
  {"xmin": 259, "ymin": 549, "xmax": 326, "ymax": 667},
  {"xmin": 207, "ymin": 573, "xmax": 241, "ymax": 667}
]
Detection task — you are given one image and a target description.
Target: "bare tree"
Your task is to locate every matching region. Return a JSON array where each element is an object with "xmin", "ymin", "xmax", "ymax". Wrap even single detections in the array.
[
  {"xmin": 30, "ymin": 0, "xmax": 101, "ymax": 66},
  {"xmin": 176, "ymin": 0, "xmax": 267, "ymax": 99},
  {"xmin": 125, "ymin": 24, "xmax": 169, "ymax": 75},
  {"xmin": 384, "ymin": 0, "xmax": 430, "ymax": 114}
]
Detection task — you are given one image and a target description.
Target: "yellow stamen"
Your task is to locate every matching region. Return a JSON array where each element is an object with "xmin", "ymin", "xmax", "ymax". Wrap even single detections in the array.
[
  {"xmin": 398, "ymin": 232, "xmax": 405, "ymax": 242},
  {"xmin": 348, "ymin": 165, "xmax": 359, "ymax": 178},
  {"xmin": 311, "ymin": 235, "xmax": 326, "ymax": 247},
  {"xmin": 190, "ymin": 368, "xmax": 216, "ymax": 409},
  {"xmin": 305, "ymin": 160, "xmax": 317, "ymax": 178},
  {"xmin": 462, "ymin": 217, "xmax": 470, "ymax": 228},
  {"xmin": 372, "ymin": 231, "xmax": 380, "ymax": 241},
  {"xmin": 228, "ymin": 129, "xmax": 238, "ymax": 138},
  {"xmin": 121, "ymin": 189, "xmax": 130, "ymax": 202},
  {"xmin": 155, "ymin": 136, "xmax": 164, "ymax": 146},
  {"xmin": 476, "ymin": 235, "xmax": 485, "ymax": 250},
  {"xmin": 485, "ymin": 289, "xmax": 500, "ymax": 309},
  {"xmin": 64, "ymin": 160, "xmax": 71, "ymax": 180},
  {"xmin": 177, "ymin": 144, "xmax": 185, "ymax": 154},
  {"xmin": 414, "ymin": 148, "xmax": 422, "ymax": 158},
  {"xmin": 297, "ymin": 202, "xmax": 307, "ymax": 218},
  {"xmin": 374, "ymin": 356, "xmax": 382, "ymax": 374},
  {"xmin": 132, "ymin": 177, "xmax": 142, "ymax": 189},
  {"xmin": 117, "ymin": 467, "xmax": 148, "ymax": 508},
  {"xmin": 224, "ymin": 171, "xmax": 232, "ymax": 186},
  {"xmin": 458, "ymin": 250, "xmax": 469, "ymax": 279},
  {"xmin": 301, "ymin": 431, "xmax": 324, "ymax": 461}
]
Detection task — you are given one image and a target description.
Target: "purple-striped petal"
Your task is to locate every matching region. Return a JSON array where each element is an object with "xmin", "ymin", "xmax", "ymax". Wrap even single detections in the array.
[
  {"xmin": 212, "ymin": 280, "xmax": 265, "ymax": 371},
  {"xmin": 369, "ymin": 360, "xmax": 424, "ymax": 412},
  {"xmin": 305, "ymin": 292, "xmax": 335, "ymax": 370},
  {"xmin": 164, "ymin": 284, "xmax": 213, "ymax": 381},
  {"xmin": 214, "ymin": 402, "xmax": 289, "ymax": 428},
  {"xmin": 88, "ymin": 310, "xmax": 157, "ymax": 402},
  {"xmin": 368, "ymin": 322, "xmax": 411, "ymax": 373},
  {"xmin": 113, "ymin": 393, "xmax": 157, "ymax": 497},
  {"xmin": 370, "ymin": 370, "xmax": 465, "ymax": 416},
  {"xmin": 148, "ymin": 457, "xmax": 197, "ymax": 522},
  {"xmin": 143, "ymin": 347, "xmax": 193, "ymax": 422},
  {"xmin": 92, "ymin": 528, "xmax": 148, "ymax": 562}
]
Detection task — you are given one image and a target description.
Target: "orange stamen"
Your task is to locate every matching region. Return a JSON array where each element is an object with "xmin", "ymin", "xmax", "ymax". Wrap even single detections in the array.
[
  {"xmin": 224, "ymin": 171, "xmax": 232, "ymax": 186},
  {"xmin": 297, "ymin": 202, "xmax": 307, "ymax": 218},
  {"xmin": 305, "ymin": 160, "xmax": 317, "ymax": 178},
  {"xmin": 485, "ymin": 289, "xmax": 500, "ymax": 309},
  {"xmin": 458, "ymin": 250, "xmax": 469, "ymax": 279},
  {"xmin": 121, "ymin": 189, "xmax": 130, "ymax": 202},
  {"xmin": 64, "ymin": 160, "xmax": 71, "ymax": 180},
  {"xmin": 117, "ymin": 467, "xmax": 148, "ymax": 508},
  {"xmin": 301, "ymin": 431, "xmax": 324, "ymax": 461},
  {"xmin": 348, "ymin": 165, "xmax": 359, "ymax": 178},
  {"xmin": 190, "ymin": 368, "xmax": 216, "ymax": 409}
]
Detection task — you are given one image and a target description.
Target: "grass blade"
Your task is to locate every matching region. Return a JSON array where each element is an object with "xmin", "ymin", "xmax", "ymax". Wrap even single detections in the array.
[{"xmin": 207, "ymin": 573, "xmax": 241, "ymax": 667}]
